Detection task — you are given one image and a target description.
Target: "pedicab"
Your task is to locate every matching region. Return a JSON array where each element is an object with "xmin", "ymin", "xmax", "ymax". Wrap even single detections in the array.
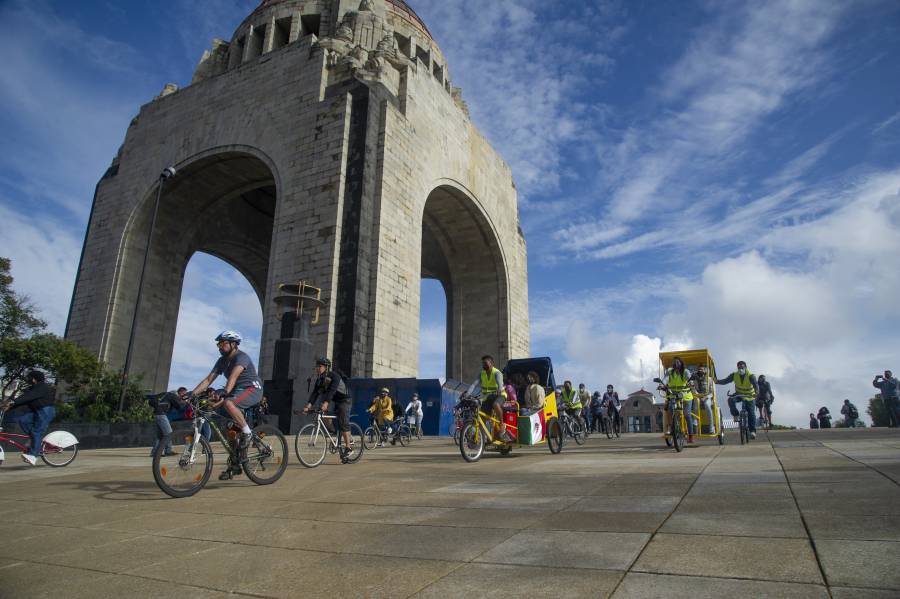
[
  {"xmin": 656, "ymin": 349, "xmax": 725, "ymax": 452},
  {"xmin": 457, "ymin": 357, "xmax": 564, "ymax": 462}
]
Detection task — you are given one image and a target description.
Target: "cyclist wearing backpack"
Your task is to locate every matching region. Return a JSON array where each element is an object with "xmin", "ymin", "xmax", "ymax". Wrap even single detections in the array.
[
  {"xmin": 840, "ymin": 399, "xmax": 859, "ymax": 428},
  {"xmin": 302, "ymin": 357, "xmax": 354, "ymax": 463}
]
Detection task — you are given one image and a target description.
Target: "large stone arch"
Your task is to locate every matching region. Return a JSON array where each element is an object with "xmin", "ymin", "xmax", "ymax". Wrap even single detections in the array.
[
  {"xmin": 420, "ymin": 181, "xmax": 510, "ymax": 382},
  {"xmin": 104, "ymin": 148, "xmax": 279, "ymax": 390}
]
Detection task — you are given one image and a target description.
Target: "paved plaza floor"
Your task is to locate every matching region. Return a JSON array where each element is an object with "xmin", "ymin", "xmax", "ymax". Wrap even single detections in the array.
[{"xmin": 1, "ymin": 428, "xmax": 899, "ymax": 598}]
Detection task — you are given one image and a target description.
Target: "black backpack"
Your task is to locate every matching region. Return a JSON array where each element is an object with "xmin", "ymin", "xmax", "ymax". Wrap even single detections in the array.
[
  {"xmin": 848, "ymin": 404, "xmax": 858, "ymax": 419},
  {"xmin": 331, "ymin": 368, "xmax": 351, "ymax": 398}
]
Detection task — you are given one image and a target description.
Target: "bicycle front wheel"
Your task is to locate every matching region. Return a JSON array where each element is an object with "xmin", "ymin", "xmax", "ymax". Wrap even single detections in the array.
[
  {"xmin": 397, "ymin": 425, "xmax": 412, "ymax": 447},
  {"xmin": 41, "ymin": 441, "xmax": 78, "ymax": 467},
  {"xmin": 295, "ymin": 423, "xmax": 328, "ymax": 467},
  {"xmin": 547, "ymin": 417, "xmax": 563, "ymax": 454},
  {"xmin": 572, "ymin": 419, "xmax": 586, "ymax": 445},
  {"xmin": 243, "ymin": 425, "xmax": 288, "ymax": 485},
  {"xmin": 364, "ymin": 426, "xmax": 380, "ymax": 450},
  {"xmin": 154, "ymin": 434, "xmax": 213, "ymax": 498},
  {"xmin": 459, "ymin": 423, "xmax": 485, "ymax": 462}
]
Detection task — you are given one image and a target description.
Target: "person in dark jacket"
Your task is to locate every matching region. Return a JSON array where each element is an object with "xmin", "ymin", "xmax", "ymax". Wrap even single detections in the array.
[
  {"xmin": 873, "ymin": 371, "xmax": 900, "ymax": 427},
  {"xmin": 809, "ymin": 413, "xmax": 819, "ymax": 429},
  {"xmin": 149, "ymin": 391, "xmax": 183, "ymax": 457},
  {"xmin": 817, "ymin": 406, "xmax": 832, "ymax": 429},
  {"xmin": 840, "ymin": 399, "xmax": 859, "ymax": 428},
  {"xmin": 2, "ymin": 371, "xmax": 55, "ymax": 466},
  {"xmin": 302, "ymin": 357, "xmax": 353, "ymax": 463}
]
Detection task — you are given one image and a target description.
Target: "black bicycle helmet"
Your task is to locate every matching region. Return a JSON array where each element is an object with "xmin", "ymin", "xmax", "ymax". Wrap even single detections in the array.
[{"xmin": 315, "ymin": 356, "xmax": 332, "ymax": 368}]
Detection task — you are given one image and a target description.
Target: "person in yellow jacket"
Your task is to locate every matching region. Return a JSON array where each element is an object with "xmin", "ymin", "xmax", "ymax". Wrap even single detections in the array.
[
  {"xmin": 467, "ymin": 355, "xmax": 512, "ymax": 442},
  {"xmin": 715, "ymin": 360, "xmax": 759, "ymax": 440},
  {"xmin": 664, "ymin": 356, "xmax": 697, "ymax": 443},
  {"xmin": 368, "ymin": 387, "xmax": 398, "ymax": 444}
]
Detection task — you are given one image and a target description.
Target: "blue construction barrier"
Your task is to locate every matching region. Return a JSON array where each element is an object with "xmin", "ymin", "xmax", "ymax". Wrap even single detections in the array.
[
  {"xmin": 440, "ymin": 379, "xmax": 469, "ymax": 437},
  {"xmin": 348, "ymin": 378, "xmax": 442, "ymax": 435}
]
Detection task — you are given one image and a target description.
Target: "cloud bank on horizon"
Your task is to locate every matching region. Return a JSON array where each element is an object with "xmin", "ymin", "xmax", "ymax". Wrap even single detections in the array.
[{"xmin": 0, "ymin": 0, "xmax": 898, "ymax": 427}]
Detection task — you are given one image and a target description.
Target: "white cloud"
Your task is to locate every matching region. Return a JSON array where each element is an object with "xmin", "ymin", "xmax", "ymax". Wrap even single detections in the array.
[{"xmin": 533, "ymin": 169, "xmax": 900, "ymax": 427}]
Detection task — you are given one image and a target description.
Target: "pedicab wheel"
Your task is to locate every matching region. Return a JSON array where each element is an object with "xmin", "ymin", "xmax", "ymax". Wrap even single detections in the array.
[
  {"xmin": 41, "ymin": 442, "xmax": 78, "ymax": 467},
  {"xmin": 718, "ymin": 431, "xmax": 725, "ymax": 445},
  {"xmin": 459, "ymin": 423, "xmax": 484, "ymax": 462},
  {"xmin": 499, "ymin": 445, "xmax": 512, "ymax": 456},
  {"xmin": 242, "ymin": 425, "xmax": 288, "ymax": 485},
  {"xmin": 546, "ymin": 417, "xmax": 563, "ymax": 454}
]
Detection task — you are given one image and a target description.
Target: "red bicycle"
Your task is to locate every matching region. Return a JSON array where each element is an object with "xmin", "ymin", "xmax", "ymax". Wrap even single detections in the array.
[{"xmin": 0, "ymin": 409, "xmax": 79, "ymax": 467}]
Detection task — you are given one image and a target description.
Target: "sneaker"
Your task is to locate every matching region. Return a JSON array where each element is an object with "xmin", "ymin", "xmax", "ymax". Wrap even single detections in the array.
[
  {"xmin": 218, "ymin": 469, "xmax": 234, "ymax": 480},
  {"xmin": 750, "ymin": 432, "xmax": 756, "ymax": 440},
  {"xmin": 501, "ymin": 430, "xmax": 515, "ymax": 443},
  {"xmin": 21, "ymin": 453, "xmax": 36, "ymax": 466}
]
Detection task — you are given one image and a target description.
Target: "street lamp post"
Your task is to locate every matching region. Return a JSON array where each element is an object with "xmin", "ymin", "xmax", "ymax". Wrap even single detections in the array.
[{"xmin": 117, "ymin": 166, "xmax": 176, "ymax": 413}]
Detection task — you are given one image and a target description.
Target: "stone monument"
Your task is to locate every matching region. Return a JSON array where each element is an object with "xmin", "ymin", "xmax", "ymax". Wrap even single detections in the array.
[{"xmin": 65, "ymin": 0, "xmax": 530, "ymax": 429}]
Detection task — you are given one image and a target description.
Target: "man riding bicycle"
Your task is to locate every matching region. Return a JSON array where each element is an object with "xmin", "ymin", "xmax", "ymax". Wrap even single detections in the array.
[
  {"xmin": 715, "ymin": 360, "xmax": 759, "ymax": 440},
  {"xmin": 603, "ymin": 385, "xmax": 621, "ymax": 434},
  {"xmin": 302, "ymin": 357, "xmax": 354, "ymax": 462},
  {"xmin": 467, "ymin": 355, "xmax": 512, "ymax": 442},
  {"xmin": 664, "ymin": 356, "xmax": 695, "ymax": 443},
  {"xmin": 559, "ymin": 380, "xmax": 581, "ymax": 420},
  {"xmin": 756, "ymin": 375, "xmax": 774, "ymax": 426},
  {"xmin": 190, "ymin": 330, "xmax": 263, "ymax": 479},
  {"xmin": 367, "ymin": 387, "xmax": 398, "ymax": 445},
  {"xmin": 691, "ymin": 365, "xmax": 714, "ymax": 434}
]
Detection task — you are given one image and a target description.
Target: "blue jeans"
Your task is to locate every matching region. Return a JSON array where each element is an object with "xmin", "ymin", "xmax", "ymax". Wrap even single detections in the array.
[
  {"xmin": 683, "ymin": 399, "xmax": 696, "ymax": 435},
  {"xmin": 151, "ymin": 414, "xmax": 173, "ymax": 455},
  {"xmin": 884, "ymin": 397, "xmax": 900, "ymax": 428},
  {"xmin": 728, "ymin": 397, "xmax": 756, "ymax": 433},
  {"xmin": 16, "ymin": 406, "xmax": 56, "ymax": 457}
]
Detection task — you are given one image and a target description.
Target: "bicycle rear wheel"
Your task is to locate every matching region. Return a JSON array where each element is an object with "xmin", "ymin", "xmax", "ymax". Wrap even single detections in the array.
[
  {"xmin": 295, "ymin": 423, "xmax": 328, "ymax": 467},
  {"xmin": 572, "ymin": 418, "xmax": 586, "ymax": 445},
  {"xmin": 547, "ymin": 417, "xmax": 563, "ymax": 454},
  {"xmin": 459, "ymin": 423, "xmax": 485, "ymax": 462},
  {"xmin": 342, "ymin": 422, "xmax": 365, "ymax": 463},
  {"xmin": 41, "ymin": 441, "xmax": 78, "ymax": 467},
  {"xmin": 154, "ymin": 434, "xmax": 213, "ymax": 498},
  {"xmin": 243, "ymin": 425, "xmax": 288, "ymax": 485}
]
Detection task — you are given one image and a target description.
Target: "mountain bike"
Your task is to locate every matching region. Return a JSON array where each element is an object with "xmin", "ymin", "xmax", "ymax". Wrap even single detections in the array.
[
  {"xmin": 0, "ymin": 409, "xmax": 79, "ymax": 467},
  {"xmin": 364, "ymin": 416, "xmax": 410, "ymax": 449},
  {"xmin": 152, "ymin": 392, "xmax": 288, "ymax": 498},
  {"xmin": 405, "ymin": 414, "xmax": 423, "ymax": 440},
  {"xmin": 654, "ymin": 379, "xmax": 685, "ymax": 452},
  {"xmin": 610, "ymin": 409, "xmax": 622, "ymax": 438},
  {"xmin": 600, "ymin": 411, "xmax": 613, "ymax": 439},
  {"xmin": 294, "ymin": 410, "xmax": 364, "ymax": 467}
]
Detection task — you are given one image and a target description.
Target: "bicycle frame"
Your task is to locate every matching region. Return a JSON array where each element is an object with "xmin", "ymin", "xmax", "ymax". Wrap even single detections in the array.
[{"xmin": 309, "ymin": 413, "xmax": 341, "ymax": 449}]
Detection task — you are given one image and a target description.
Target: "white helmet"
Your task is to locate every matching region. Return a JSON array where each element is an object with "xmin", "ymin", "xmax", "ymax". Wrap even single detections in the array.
[{"xmin": 214, "ymin": 330, "xmax": 242, "ymax": 344}]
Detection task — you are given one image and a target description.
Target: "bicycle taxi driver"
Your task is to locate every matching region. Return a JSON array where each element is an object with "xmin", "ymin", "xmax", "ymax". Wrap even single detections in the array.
[
  {"xmin": 467, "ymin": 355, "xmax": 513, "ymax": 442},
  {"xmin": 715, "ymin": 360, "xmax": 759, "ymax": 440},
  {"xmin": 302, "ymin": 357, "xmax": 354, "ymax": 463}
]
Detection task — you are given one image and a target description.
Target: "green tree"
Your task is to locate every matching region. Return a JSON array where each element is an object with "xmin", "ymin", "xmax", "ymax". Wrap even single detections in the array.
[
  {"xmin": 0, "ymin": 257, "xmax": 46, "ymax": 339},
  {"xmin": 0, "ymin": 333, "xmax": 100, "ymax": 398},
  {"xmin": 868, "ymin": 395, "xmax": 890, "ymax": 427}
]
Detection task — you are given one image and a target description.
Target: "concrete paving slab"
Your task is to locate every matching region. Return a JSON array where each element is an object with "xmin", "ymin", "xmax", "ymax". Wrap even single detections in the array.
[
  {"xmin": 804, "ymin": 512, "xmax": 900, "ymax": 541},
  {"xmin": 532, "ymin": 511, "xmax": 667, "ymax": 533},
  {"xmin": 676, "ymin": 494, "xmax": 798, "ymax": 514},
  {"xmin": 3, "ymin": 526, "xmax": 138, "ymax": 561},
  {"xmin": 569, "ymin": 495, "xmax": 680, "ymax": 513},
  {"xmin": 632, "ymin": 533, "xmax": 823, "ymax": 584},
  {"xmin": 611, "ymin": 572, "xmax": 829, "ymax": 599},
  {"xmin": 0, "ymin": 562, "xmax": 118, "ymax": 598},
  {"xmin": 830, "ymin": 587, "xmax": 900, "ymax": 599},
  {"xmin": 412, "ymin": 562, "xmax": 624, "ymax": 599},
  {"xmin": 417, "ymin": 507, "xmax": 547, "ymax": 530},
  {"xmin": 475, "ymin": 530, "xmax": 649, "ymax": 570},
  {"xmin": 661, "ymin": 510, "xmax": 807, "ymax": 538},
  {"xmin": 815, "ymin": 539, "xmax": 900, "ymax": 589},
  {"xmin": 43, "ymin": 535, "xmax": 215, "ymax": 574},
  {"xmin": 687, "ymin": 482, "xmax": 793, "ymax": 497},
  {"xmin": 63, "ymin": 574, "xmax": 230, "ymax": 599}
]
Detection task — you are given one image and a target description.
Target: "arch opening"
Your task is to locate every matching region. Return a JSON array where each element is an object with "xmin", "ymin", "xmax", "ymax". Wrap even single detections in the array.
[
  {"xmin": 420, "ymin": 184, "xmax": 510, "ymax": 383},
  {"xmin": 168, "ymin": 252, "xmax": 264, "ymax": 390},
  {"xmin": 418, "ymin": 278, "xmax": 447, "ymax": 382},
  {"xmin": 111, "ymin": 151, "xmax": 277, "ymax": 392}
]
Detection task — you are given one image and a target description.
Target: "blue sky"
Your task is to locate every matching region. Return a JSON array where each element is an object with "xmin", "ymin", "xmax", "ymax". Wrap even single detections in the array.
[{"xmin": 1, "ymin": 0, "xmax": 898, "ymax": 427}]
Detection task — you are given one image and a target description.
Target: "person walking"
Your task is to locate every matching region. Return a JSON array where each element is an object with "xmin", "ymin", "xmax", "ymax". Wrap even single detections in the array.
[
  {"xmin": 0, "ymin": 371, "xmax": 55, "ymax": 466},
  {"xmin": 149, "ymin": 390, "xmax": 180, "ymax": 457},
  {"xmin": 809, "ymin": 413, "xmax": 819, "ymax": 429},
  {"xmin": 840, "ymin": 399, "xmax": 859, "ymax": 428},
  {"xmin": 873, "ymin": 371, "xmax": 900, "ymax": 428}
]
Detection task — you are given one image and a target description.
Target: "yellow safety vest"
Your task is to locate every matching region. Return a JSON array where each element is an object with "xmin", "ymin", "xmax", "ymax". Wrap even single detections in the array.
[
  {"xmin": 561, "ymin": 388, "xmax": 581, "ymax": 409},
  {"xmin": 733, "ymin": 371, "xmax": 756, "ymax": 400},
  {"xmin": 480, "ymin": 367, "xmax": 507, "ymax": 398},
  {"xmin": 667, "ymin": 369, "xmax": 694, "ymax": 401}
]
